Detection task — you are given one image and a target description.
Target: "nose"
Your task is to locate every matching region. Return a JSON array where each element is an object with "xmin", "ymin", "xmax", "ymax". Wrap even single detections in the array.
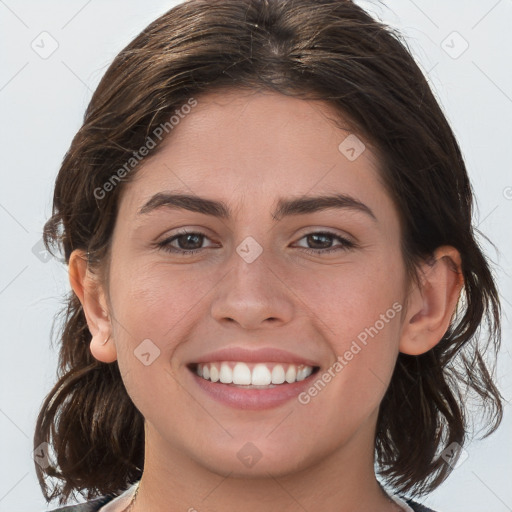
[{"xmin": 210, "ymin": 243, "xmax": 295, "ymax": 330}]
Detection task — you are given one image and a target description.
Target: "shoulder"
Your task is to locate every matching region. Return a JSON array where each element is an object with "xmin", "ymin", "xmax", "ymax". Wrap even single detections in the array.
[
  {"xmin": 44, "ymin": 480, "xmax": 139, "ymax": 512},
  {"xmin": 406, "ymin": 498, "xmax": 439, "ymax": 512},
  {"xmin": 44, "ymin": 494, "xmax": 116, "ymax": 512}
]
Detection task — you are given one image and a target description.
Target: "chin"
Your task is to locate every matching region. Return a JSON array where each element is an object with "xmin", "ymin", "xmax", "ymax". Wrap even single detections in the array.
[{"xmin": 189, "ymin": 439, "xmax": 320, "ymax": 479}]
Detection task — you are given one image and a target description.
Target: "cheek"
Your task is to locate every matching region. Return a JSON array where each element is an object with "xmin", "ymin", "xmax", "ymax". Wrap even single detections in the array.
[
  {"xmin": 107, "ymin": 263, "xmax": 208, "ymax": 422},
  {"xmin": 108, "ymin": 261, "xmax": 210, "ymax": 359},
  {"xmin": 291, "ymin": 253, "xmax": 404, "ymax": 342},
  {"xmin": 291, "ymin": 255, "xmax": 404, "ymax": 398}
]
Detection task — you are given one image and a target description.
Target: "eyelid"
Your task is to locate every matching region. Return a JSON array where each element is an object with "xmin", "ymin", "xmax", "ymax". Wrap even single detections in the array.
[
  {"xmin": 156, "ymin": 225, "xmax": 215, "ymax": 242},
  {"xmin": 292, "ymin": 230, "xmax": 357, "ymax": 254},
  {"xmin": 157, "ymin": 228, "xmax": 218, "ymax": 248},
  {"xmin": 294, "ymin": 226, "xmax": 356, "ymax": 242}
]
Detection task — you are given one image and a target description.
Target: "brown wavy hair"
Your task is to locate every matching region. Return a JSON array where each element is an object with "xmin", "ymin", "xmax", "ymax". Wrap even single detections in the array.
[{"xmin": 35, "ymin": 0, "xmax": 504, "ymax": 506}]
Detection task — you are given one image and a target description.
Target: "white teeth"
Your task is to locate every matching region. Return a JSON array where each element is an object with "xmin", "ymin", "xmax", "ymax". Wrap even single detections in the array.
[
  {"xmin": 195, "ymin": 361, "xmax": 315, "ymax": 385},
  {"xmin": 251, "ymin": 364, "xmax": 272, "ymax": 385},
  {"xmin": 210, "ymin": 365, "xmax": 220, "ymax": 382},
  {"xmin": 233, "ymin": 362, "xmax": 252, "ymax": 385},
  {"xmin": 296, "ymin": 365, "xmax": 313, "ymax": 381},
  {"xmin": 285, "ymin": 365, "xmax": 297, "ymax": 383},
  {"xmin": 271, "ymin": 365, "xmax": 286, "ymax": 384},
  {"xmin": 219, "ymin": 362, "xmax": 232, "ymax": 383}
]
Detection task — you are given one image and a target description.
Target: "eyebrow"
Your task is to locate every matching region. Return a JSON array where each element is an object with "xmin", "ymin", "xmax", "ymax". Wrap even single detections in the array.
[{"xmin": 138, "ymin": 192, "xmax": 377, "ymax": 222}]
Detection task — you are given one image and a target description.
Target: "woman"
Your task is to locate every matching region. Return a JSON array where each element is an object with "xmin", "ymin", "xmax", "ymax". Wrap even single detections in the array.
[{"xmin": 35, "ymin": 1, "xmax": 503, "ymax": 511}]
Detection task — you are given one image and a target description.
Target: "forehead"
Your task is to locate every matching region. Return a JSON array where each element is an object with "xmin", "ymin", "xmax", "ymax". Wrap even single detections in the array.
[{"xmin": 121, "ymin": 89, "xmax": 393, "ymax": 223}]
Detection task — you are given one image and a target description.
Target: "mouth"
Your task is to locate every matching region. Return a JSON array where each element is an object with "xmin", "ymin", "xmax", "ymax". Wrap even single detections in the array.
[
  {"xmin": 186, "ymin": 360, "xmax": 321, "ymax": 410},
  {"xmin": 188, "ymin": 361, "xmax": 321, "ymax": 388},
  {"xmin": 184, "ymin": 346, "xmax": 323, "ymax": 409}
]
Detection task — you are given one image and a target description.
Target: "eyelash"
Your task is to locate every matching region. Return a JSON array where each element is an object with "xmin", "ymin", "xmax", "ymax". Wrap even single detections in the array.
[{"xmin": 155, "ymin": 229, "xmax": 356, "ymax": 256}]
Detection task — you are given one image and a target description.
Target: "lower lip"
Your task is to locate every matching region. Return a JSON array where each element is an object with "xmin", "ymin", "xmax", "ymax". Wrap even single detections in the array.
[{"xmin": 189, "ymin": 368, "xmax": 319, "ymax": 410}]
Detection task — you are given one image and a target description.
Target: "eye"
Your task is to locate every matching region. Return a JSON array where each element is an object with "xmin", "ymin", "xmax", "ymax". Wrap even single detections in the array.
[
  {"xmin": 156, "ymin": 229, "xmax": 216, "ymax": 255},
  {"xmin": 155, "ymin": 229, "xmax": 356, "ymax": 256},
  {"xmin": 294, "ymin": 231, "xmax": 356, "ymax": 255}
]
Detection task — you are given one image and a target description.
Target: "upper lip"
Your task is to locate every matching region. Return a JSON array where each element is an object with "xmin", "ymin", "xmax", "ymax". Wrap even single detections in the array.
[{"xmin": 188, "ymin": 347, "xmax": 320, "ymax": 367}]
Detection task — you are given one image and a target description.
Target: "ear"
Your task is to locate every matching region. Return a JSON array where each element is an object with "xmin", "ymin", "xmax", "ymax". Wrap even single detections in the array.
[
  {"xmin": 399, "ymin": 245, "xmax": 464, "ymax": 356},
  {"xmin": 68, "ymin": 249, "xmax": 118, "ymax": 363}
]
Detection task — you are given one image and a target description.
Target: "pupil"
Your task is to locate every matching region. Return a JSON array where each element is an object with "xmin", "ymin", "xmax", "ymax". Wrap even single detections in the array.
[
  {"xmin": 181, "ymin": 234, "xmax": 201, "ymax": 249},
  {"xmin": 309, "ymin": 234, "xmax": 330, "ymax": 249}
]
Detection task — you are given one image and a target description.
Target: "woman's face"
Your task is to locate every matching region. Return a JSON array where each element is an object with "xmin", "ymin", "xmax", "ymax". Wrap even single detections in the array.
[{"xmin": 104, "ymin": 89, "xmax": 409, "ymax": 477}]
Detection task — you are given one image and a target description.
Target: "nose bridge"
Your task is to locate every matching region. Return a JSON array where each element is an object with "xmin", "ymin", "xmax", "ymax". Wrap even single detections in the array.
[
  {"xmin": 210, "ymin": 234, "xmax": 295, "ymax": 328},
  {"xmin": 233, "ymin": 234, "xmax": 274, "ymax": 292}
]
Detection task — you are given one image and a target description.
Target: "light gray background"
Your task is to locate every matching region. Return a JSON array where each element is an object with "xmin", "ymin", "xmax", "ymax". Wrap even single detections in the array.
[{"xmin": 0, "ymin": 1, "xmax": 511, "ymax": 511}]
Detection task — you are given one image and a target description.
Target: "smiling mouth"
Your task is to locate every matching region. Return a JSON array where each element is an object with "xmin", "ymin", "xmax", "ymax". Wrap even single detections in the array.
[{"xmin": 188, "ymin": 361, "xmax": 321, "ymax": 388}]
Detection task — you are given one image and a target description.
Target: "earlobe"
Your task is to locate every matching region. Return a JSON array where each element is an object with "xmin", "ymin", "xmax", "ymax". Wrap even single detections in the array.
[
  {"xmin": 89, "ymin": 332, "xmax": 118, "ymax": 364},
  {"xmin": 399, "ymin": 245, "xmax": 464, "ymax": 356},
  {"xmin": 68, "ymin": 250, "xmax": 118, "ymax": 363}
]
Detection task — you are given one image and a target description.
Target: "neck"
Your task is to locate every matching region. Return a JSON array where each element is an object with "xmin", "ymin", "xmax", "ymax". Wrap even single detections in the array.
[{"xmin": 130, "ymin": 410, "xmax": 400, "ymax": 512}]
